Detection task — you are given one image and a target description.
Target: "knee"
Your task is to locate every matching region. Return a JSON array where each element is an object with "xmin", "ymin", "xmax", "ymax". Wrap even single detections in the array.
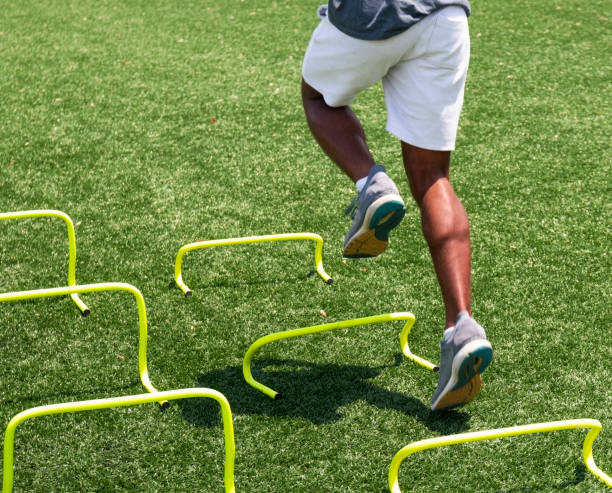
[
  {"xmin": 410, "ymin": 170, "xmax": 449, "ymax": 207},
  {"xmin": 401, "ymin": 143, "xmax": 451, "ymax": 206}
]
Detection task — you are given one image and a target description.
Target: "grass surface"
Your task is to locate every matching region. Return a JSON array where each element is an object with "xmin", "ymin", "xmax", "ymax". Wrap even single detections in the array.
[{"xmin": 1, "ymin": 0, "xmax": 610, "ymax": 491}]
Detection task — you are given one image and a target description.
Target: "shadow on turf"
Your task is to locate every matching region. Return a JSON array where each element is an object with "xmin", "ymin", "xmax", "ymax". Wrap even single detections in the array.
[
  {"xmin": 168, "ymin": 269, "xmax": 323, "ymax": 292},
  {"xmin": 489, "ymin": 464, "xmax": 587, "ymax": 492},
  {"xmin": 177, "ymin": 355, "xmax": 470, "ymax": 435},
  {"xmin": 377, "ymin": 464, "xmax": 587, "ymax": 493},
  {"xmin": 0, "ymin": 379, "xmax": 142, "ymax": 408}
]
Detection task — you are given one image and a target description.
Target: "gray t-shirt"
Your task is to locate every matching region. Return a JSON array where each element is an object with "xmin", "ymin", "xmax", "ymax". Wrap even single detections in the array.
[{"xmin": 327, "ymin": 0, "xmax": 471, "ymax": 40}]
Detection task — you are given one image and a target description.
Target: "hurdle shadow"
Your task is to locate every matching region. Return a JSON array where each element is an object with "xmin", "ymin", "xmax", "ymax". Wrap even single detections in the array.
[
  {"xmin": 0, "ymin": 379, "xmax": 142, "ymax": 408},
  {"xmin": 169, "ymin": 269, "xmax": 321, "ymax": 292},
  {"xmin": 488, "ymin": 464, "xmax": 588, "ymax": 492},
  {"xmin": 378, "ymin": 464, "xmax": 587, "ymax": 493},
  {"xmin": 177, "ymin": 355, "xmax": 470, "ymax": 435}
]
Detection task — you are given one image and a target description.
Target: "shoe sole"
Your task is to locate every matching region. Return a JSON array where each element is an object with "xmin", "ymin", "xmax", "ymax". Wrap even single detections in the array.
[
  {"xmin": 343, "ymin": 195, "xmax": 405, "ymax": 258},
  {"xmin": 431, "ymin": 339, "xmax": 493, "ymax": 411}
]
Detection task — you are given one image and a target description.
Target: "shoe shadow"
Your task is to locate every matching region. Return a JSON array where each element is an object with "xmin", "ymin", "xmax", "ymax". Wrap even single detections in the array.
[{"xmin": 176, "ymin": 354, "xmax": 470, "ymax": 435}]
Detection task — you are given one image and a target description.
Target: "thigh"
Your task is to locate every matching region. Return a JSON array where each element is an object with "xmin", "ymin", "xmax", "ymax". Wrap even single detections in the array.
[
  {"xmin": 302, "ymin": 18, "xmax": 402, "ymax": 107},
  {"xmin": 383, "ymin": 6, "xmax": 470, "ymax": 151}
]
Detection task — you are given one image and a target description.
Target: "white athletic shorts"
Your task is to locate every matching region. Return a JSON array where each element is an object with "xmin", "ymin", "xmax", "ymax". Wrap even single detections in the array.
[{"xmin": 302, "ymin": 6, "xmax": 470, "ymax": 151}]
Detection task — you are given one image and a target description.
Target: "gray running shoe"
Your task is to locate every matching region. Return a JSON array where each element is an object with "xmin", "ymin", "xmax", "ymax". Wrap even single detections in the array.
[
  {"xmin": 431, "ymin": 311, "xmax": 493, "ymax": 411},
  {"xmin": 343, "ymin": 165, "xmax": 405, "ymax": 258}
]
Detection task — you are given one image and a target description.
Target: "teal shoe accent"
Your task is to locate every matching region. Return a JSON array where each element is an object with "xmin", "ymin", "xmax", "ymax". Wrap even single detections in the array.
[
  {"xmin": 452, "ymin": 344, "xmax": 493, "ymax": 391},
  {"xmin": 370, "ymin": 200, "xmax": 405, "ymax": 241}
]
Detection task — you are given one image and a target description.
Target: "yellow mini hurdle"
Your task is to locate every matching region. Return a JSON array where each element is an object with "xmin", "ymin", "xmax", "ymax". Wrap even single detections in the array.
[
  {"xmin": 174, "ymin": 233, "xmax": 333, "ymax": 297},
  {"xmin": 0, "ymin": 283, "xmax": 166, "ymax": 405},
  {"xmin": 0, "ymin": 209, "xmax": 89, "ymax": 315},
  {"xmin": 388, "ymin": 418, "xmax": 611, "ymax": 491},
  {"xmin": 2, "ymin": 388, "xmax": 236, "ymax": 493},
  {"xmin": 243, "ymin": 312, "xmax": 436, "ymax": 399}
]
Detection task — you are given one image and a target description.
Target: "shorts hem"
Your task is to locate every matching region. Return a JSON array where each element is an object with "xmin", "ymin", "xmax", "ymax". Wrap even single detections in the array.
[
  {"xmin": 302, "ymin": 73, "xmax": 355, "ymax": 108},
  {"xmin": 386, "ymin": 123, "xmax": 456, "ymax": 152}
]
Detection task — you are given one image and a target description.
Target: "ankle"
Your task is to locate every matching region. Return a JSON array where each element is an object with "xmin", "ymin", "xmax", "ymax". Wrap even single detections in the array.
[
  {"xmin": 355, "ymin": 176, "xmax": 367, "ymax": 193},
  {"xmin": 443, "ymin": 326, "xmax": 455, "ymax": 342}
]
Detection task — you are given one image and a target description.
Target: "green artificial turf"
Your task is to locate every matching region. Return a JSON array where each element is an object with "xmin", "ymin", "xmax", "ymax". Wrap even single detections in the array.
[{"xmin": 0, "ymin": 0, "xmax": 610, "ymax": 491}]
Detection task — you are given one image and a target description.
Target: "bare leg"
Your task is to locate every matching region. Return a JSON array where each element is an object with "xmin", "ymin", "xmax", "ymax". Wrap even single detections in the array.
[
  {"xmin": 401, "ymin": 142, "xmax": 471, "ymax": 328},
  {"xmin": 301, "ymin": 79, "xmax": 374, "ymax": 182}
]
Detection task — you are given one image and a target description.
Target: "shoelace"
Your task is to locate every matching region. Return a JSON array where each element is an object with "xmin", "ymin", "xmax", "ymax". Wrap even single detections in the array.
[{"xmin": 344, "ymin": 196, "xmax": 359, "ymax": 219}]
